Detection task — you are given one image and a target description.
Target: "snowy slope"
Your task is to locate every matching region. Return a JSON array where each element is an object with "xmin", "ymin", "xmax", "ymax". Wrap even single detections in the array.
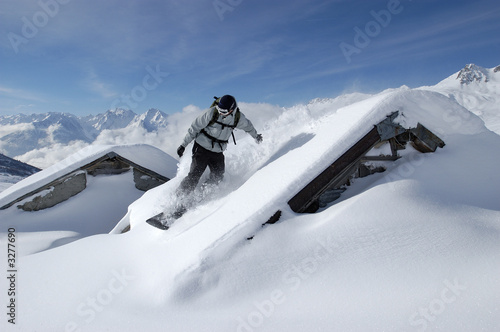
[
  {"xmin": 422, "ymin": 64, "xmax": 500, "ymax": 134},
  {"xmin": 2, "ymin": 86, "xmax": 499, "ymax": 332}
]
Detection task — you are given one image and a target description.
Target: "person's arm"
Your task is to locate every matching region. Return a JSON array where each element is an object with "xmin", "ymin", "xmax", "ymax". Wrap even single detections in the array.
[
  {"xmin": 236, "ymin": 112, "xmax": 258, "ymax": 138},
  {"xmin": 177, "ymin": 108, "xmax": 214, "ymax": 157},
  {"xmin": 181, "ymin": 108, "xmax": 214, "ymax": 147},
  {"xmin": 237, "ymin": 112, "xmax": 263, "ymax": 144}
]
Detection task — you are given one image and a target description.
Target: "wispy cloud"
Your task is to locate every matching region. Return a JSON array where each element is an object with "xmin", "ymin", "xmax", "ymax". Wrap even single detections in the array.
[
  {"xmin": 14, "ymin": 104, "xmax": 35, "ymax": 112},
  {"xmin": 82, "ymin": 69, "xmax": 118, "ymax": 99},
  {"xmin": 331, "ymin": 1, "xmax": 500, "ymax": 69},
  {"xmin": 379, "ymin": 6, "xmax": 500, "ymax": 50},
  {"xmin": 0, "ymin": 86, "xmax": 47, "ymax": 103}
]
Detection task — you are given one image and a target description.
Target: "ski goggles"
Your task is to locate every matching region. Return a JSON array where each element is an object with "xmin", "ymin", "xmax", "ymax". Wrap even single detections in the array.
[{"xmin": 216, "ymin": 104, "xmax": 234, "ymax": 116}]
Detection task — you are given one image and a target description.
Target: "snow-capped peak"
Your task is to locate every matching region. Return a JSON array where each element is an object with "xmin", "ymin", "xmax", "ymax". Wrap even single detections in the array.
[
  {"xmin": 420, "ymin": 63, "xmax": 500, "ymax": 134},
  {"xmin": 129, "ymin": 108, "xmax": 169, "ymax": 132},
  {"xmin": 456, "ymin": 63, "xmax": 489, "ymax": 84},
  {"xmin": 86, "ymin": 108, "xmax": 137, "ymax": 131}
]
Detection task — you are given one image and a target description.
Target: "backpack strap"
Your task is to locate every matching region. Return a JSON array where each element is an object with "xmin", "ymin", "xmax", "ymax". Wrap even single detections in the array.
[
  {"xmin": 200, "ymin": 129, "xmax": 229, "ymax": 149},
  {"xmin": 230, "ymin": 109, "xmax": 240, "ymax": 145},
  {"xmin": 210, "ymin": 96, "xmax": 220, "ymax": 108},
  {"xmin": 207, "ymin": 106, "xmax": 219, "ymax": 127},
  {"xmin": 233, "ymin": 108, "xmax": 241, "ymax": 127},
  {"xmin": 210, "ymin": 108, "xmax": 240, "ymax": 129}
]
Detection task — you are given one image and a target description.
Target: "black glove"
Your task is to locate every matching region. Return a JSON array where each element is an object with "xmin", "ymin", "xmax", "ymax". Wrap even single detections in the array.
[
  {"xmin": 255, "ymin": 134, "xmax": 263, "ymax": 144},
  {"xmin": 177, "ymin": 145, "xmax": 185, "ymax": 158}
]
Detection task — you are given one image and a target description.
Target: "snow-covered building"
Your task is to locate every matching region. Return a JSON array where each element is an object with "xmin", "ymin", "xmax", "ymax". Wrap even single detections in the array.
[{"xmin": 0, "ymin": 144, "xmax": 177, "ymax": 211}]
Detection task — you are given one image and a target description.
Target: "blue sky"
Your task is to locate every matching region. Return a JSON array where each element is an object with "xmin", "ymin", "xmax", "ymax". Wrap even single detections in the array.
[{"xmin": 1, "ymin": 0, "xmax": 500, "ymax": 116}]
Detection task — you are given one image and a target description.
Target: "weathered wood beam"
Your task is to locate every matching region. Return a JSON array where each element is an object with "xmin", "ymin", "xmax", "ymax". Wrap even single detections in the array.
[
  {"xmin": 410, "ymin": 123, "xmax": 446, "ymax": 153},
  {"xmin": 361, "ymin": 155, "xmax": 400, "ymax": 161},
  {"xmin": 288, "ymin": 126, "xmax": 381, "ymax": 213}
]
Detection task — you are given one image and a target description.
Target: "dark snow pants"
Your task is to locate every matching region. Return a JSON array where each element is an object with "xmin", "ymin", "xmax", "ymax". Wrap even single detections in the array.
[{"xmin": 178, "ymin": 142, "xmax": 225, "ymax": 195}]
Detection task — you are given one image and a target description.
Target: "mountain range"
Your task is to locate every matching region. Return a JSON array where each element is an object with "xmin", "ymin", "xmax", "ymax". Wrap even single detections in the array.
[{"xmin": 0, "ymin": 108, "xmax": 168, "ymax": 158}]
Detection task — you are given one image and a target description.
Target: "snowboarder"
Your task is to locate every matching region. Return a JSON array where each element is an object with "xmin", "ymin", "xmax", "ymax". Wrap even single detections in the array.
[{"xmin": 176, "ymin": 95, "xmax": 263, "ymax": 195}]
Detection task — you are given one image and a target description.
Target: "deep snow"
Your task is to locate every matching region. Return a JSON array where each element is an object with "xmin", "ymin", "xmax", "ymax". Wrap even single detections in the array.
[{"xmin": 1, "ymin": 83, "xmax": 500, "ymax": 331}]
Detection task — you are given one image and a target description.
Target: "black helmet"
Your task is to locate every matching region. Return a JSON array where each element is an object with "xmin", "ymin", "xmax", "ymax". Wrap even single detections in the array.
[{"xmin": 217, "ymin": 95, "xmax": 237, "ymax": 115}]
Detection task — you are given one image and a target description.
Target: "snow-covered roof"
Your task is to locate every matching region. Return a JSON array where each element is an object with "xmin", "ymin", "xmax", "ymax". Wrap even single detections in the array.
[{"xmin": 0, "ymin": 144, "xmax": 177, "ymax": 209}]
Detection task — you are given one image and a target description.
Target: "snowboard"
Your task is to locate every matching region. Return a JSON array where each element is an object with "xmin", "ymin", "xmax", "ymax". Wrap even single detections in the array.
[
  {"xmin": 146, "ymin": 205, "xmax": 187, "ymax": 230},
  {"xmin": 145, "ymin": 182, "xmax": 219, "ymax": 230}
]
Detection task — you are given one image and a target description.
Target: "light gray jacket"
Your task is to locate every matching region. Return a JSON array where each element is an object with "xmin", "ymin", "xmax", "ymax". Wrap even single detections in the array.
[{"xmin": 181, "ymin": 107, "xmax": 258, "ymax": 153}]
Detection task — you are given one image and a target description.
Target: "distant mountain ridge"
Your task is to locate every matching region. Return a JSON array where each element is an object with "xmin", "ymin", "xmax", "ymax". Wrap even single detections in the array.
[
  {"xmin": 0, "ymin": 108, "xmax": 169, "ymax": 158},
  {"xmin": 0, "ymin": 153, "xmax": 40, "ymax": 177},
  {"xmin": 82, "ymin": 109, "xmax": 137, "ymax": 132}
]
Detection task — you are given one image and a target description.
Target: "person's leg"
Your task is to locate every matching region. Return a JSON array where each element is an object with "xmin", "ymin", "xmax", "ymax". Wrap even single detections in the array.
[
  {"xmin": 178, "ymin": 143, "xmax": 210, "ymax": 195},
  {"xmin": 206, "ymin": 151, "xmax": 225, "ymax": 185}
]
